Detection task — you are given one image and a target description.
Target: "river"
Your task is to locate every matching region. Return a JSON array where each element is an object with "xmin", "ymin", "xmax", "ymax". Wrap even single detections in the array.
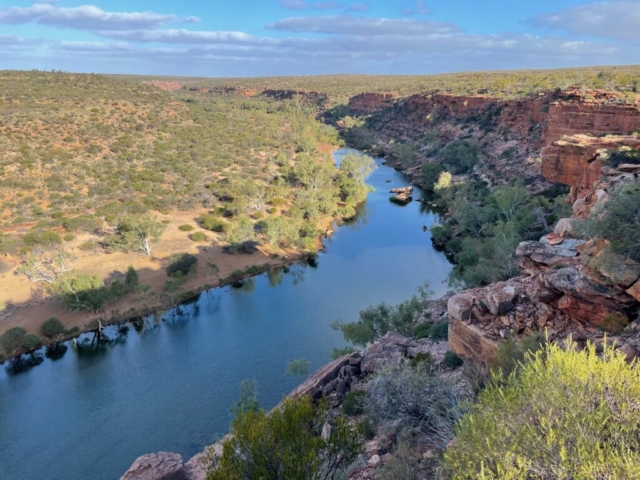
[{"xmin": 0, "ymin": 149, "xmax": 452, "ymax": 480}]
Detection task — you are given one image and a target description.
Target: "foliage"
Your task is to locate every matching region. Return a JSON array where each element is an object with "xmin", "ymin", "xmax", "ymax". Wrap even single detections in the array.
[
  {"xmin": 434, "ymin": 171, "xmax": 452, "ymax": 191},
  {"xmin": 285, "ymin": 358, "xmax": 311, "ymax": 376},
  {"xmin": 413, "ymin": 321, "xmax": 448, "ymax": 342},
  {"xmin": 200, "ymin": 214, "xmax": 228, "ymax": 233},
  {"xmin": 22, "ymin": 230, "xmax": 62, "ymax": 247},
  {"xmin": 1, "ymin": 327, "xmax": 28, "ymax": 356},
  {"xmin": 230, "ymin": 379, "xmax": 261, "ymax": 419},
  {"xmin": 334, "ymin": 283, "xmax": 431, "ymax": 346},
  {"xmin": 40, "ymin": 317, "xmax": 65, "ymax": 339},
  {"xmin": 586, "ymin": 183, "xmax": 640, "ymax": 262},
  {"xmin": 104, "ymin": 216, "xmax": 166, "ymax": 256},
  {"xmin": 490, "ymin": 332, "xmax": 545, "ymax": 378},
  {"xmin": 208, "ymin": 395, "xmax": 361, "ymax": 480},
  {"xmin": 433, "ymin": 179, "xmax": 569, "ymax": 287},
  {"xmin": 190, "ymin": 231, "xmax": 207, "ymax": 242},
  {"xmin": 178, "ymin": 224, "xmax": 194, "ymax": 232},
  {"xmin": 331, "ymin": 346, "xmax": 355, "ymax": 360},
  {"xmin": 51, "ymin": 272, "xmax": 110, "ymax": 312},
  {"xmin": 443, "ymin": 351, "xmax": 464, "ymax": 369},
  {"xmin": 378, "ymin": 441, "xmax": 423, "ymax": 480},
  {"xmin": 421, "ymin": 163, "xmax": 444, "ymax": 191},
  {"xmin": 166, "ymin": 253, "xmax": 198, "ymax": 277},
  {"xmin": 342, "ymin": 390, "xmax": 366, "ymax": 416},
  {"xmin": 409, "ymin": 352, "xmax": 433, "ymax": 369},
  {"xmin": 437, "ymin": 141, "xmax": 481, "ymax": 174},
  {"xmin": 124, "ymin": 265, "xmax": 139, "ymax": 292},
  {"xmin": 445, "ymin": 341, "xmax": 640, "ymax": 479},
  {"xmin": 22, "ymin": 334, "xmax": 42, "ymax": 351},
  {"xmin": 366, "ymin": 362, "xmax": 462, "ymax": 447}
]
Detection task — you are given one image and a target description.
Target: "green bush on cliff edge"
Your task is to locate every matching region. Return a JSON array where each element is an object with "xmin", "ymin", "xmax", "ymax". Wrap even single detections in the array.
[{"xmin": 445, "ymin": 340, "xmax": 640, "ymax": 479}]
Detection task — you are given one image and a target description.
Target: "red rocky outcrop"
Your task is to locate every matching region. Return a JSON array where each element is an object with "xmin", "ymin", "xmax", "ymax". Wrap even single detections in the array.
[{"xmin": 347, "ymin": 93, "xmax": 395, "ymax": 116}]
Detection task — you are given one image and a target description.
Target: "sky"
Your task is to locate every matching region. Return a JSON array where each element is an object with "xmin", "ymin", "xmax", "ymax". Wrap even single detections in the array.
[{"xmin": 1, "ymin": 0, "xmax": 640, "ymax": 77}]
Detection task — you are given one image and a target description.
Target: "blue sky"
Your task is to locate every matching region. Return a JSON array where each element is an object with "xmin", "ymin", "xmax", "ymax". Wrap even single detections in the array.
[{"xmin": 1, "ymin": 0, "xmax": 639, "ymax": 77}]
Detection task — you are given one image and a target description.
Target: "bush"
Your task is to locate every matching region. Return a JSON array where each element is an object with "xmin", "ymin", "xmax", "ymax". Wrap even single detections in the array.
[
  {"xmin": 63, "ymin": 233, "xmax": 74, "ymax": 241},
  {"xmin": 588, "ymin": 183, "xmax": 640, "ymax": 262},
  {"xmin": 443, "ymin": 351, "xmax": 463, "ymax": 369},
  {"xmin": 53, "ymin": 272, "xmax": 108, "ymax": 312},
  {"xmin": 200, "ymin": 213, "xmax": 228, "ymax": 233},
  {"xmin": 124, "ymin": 266, "xmax": 138, "ymax": 292},
  {"xmin": 357, "ymin": 417, "xmax": 376, "ymax": 440},
  {"xmin": 178, "ymin": 224, "xmax": 194, "ymax": 232},
  {"xmin": 490, "ymin": 332, "xmax": 545, "ymax": 378},
  {"xmin": 413, "ymin": 322, "xmax": 432, "ymax": 339},
  {"xmin": 421, "ymin": 163, "xmax": 444, "ymax": 191},
  {"xmin": 1, "ymin": 327, "xmax": 27, "ymax": 356},
  {"xmin": 22, "ymin": 334, "xmax": 41, "ymax": 351},
  {"xmin": 366, "ymin": 362, "xmax": 462, "ymax": 446},
  {"xmin": 430, "ymin": 321, "xmax": 449, "ymax": 341},
  {"xmin": 342, "ymin": 390, "xmax": 365, "ymax": 416},
  {"xmin": 438, "ymin": 140, "xmax": 480, "ymax": 174},
  {"xmin": 190, "ymin": 231, "xmax": 207, "ymax": 242},
  {"xmin": 40, "ymin": 317, "xmax": 65, "ymax": 339},
  {"xmin": 445, "ymin": 341, "xmax": 640, "ymax": 479},
  {"xmin": 63, "ymin": 215, "xmax": 102, "ymax": 233},
  {"xmin": 22, "ymin": 230, "xmax": 62, "ymax": 247},
  {"xmin": 166, "ymin": 253, "xmax": 197, "ymax": 277},
  {"xmin": 208, "ymin": 395, "xmax": 361, "ymax": 480},
  {"xmin": 410, "ymin": 352, "xmax": 433, "ymax": 369}
]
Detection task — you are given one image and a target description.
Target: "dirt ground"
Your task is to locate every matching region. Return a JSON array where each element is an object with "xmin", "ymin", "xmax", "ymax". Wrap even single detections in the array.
[{"xmin": 0, "ymin": 209, "xmax": 299, "ymax": 342}]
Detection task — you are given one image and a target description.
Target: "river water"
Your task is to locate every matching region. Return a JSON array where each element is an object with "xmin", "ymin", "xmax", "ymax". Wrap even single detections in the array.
[{"xmin": 0, "ymin": 149, "xmax": 452, "ymax": 480}]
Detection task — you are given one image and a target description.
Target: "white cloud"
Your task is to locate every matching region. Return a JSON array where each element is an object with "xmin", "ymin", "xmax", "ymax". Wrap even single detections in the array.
[
  {"xmin": 347, "ymin": 3, "xmax": 369, "ymax": 12},
  {"xmin": 531, "ymin": 1, "xmax": 640, "ymax": 40},
  {"xmin": 0, "ymin": 3, "xmax": 198, "ymax": 31},
  {"xmin": 98, "ymin": 29, "xmax": 272, "ymax": 45},
  {"xmin": 267, "ymin": 15, "xmax": 458, "ymax": 35}
]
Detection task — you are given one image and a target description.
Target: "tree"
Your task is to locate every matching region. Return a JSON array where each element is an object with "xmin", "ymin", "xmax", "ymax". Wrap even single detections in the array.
[
  {"xmin": 225, "ymin": 216, "xmax": 256, "ymax": 253},
  {"xmin": 16, "ymin": 250, "xmax": 70, "ymax": 284},
  {"xmin": 40, "ymin": 317, "xmax": 65, "ymax": 340},
  {"xmin": 52, "ymin": 272, "xmax": 109, "ymax": 312},
  {"xmin": 1, "ymin": 327, "xmax": 27, "ymax": 357},
  {"xmin": 294, "ymin": 154, "xmax": 335, "ymax": 191},
  {"xmin": 106, "ymin": 216, "xmax": 166, "ymax": 256},
  {"xmin": 434, "ymin": 171, "xmax": 452, "ymax": 191},
  {"xmin": 124, "ymin": 266, "xmax": 139, "ymax": 292},
  {"xmin": 208, "ymin": 396, "xmax": 361, "ymax": 480}
]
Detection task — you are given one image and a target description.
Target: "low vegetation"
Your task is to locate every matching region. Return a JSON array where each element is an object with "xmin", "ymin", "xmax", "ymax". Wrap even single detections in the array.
[{"xmin": 445, "ymin": 341, "xmax": 640, "ymax": 479}]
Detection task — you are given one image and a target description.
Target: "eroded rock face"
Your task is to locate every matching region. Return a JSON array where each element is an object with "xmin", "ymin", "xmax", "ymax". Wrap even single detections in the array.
[
  {"xmin": 120, "ymin": 453, "xmax": 188, "ymax": 480},
  {"xmin": 347, "ymin": 93, "xmax": 395, "ymax": 116},
  {"xmin": 541, "ymin": 134, "xmax": 640, "ymax": 215}
]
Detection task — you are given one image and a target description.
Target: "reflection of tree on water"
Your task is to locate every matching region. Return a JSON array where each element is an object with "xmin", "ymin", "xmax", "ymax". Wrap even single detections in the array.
[
  {"xmin": 267, "ymin": 267, "xmax": 285, "ymax": 287},
  {"xmin": 164, "ymin": 300, "xmax": 200, "ymax": 325},
  {"xmin": 342, "ymin": 202, "xmax": 370, "ymax": 233}
]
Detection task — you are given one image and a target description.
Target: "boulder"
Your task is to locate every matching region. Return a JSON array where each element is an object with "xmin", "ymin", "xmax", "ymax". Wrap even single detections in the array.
[
  {"xmin": 120, "ymin": 453, "xmax": 188, "ymax": 480},
  {"xmin": 627, "ymin": 279, "xmax": 640, "ymax": 302},
  {"xmin": 545, "ymin": 233, "xmax": 564, "ymax": 246},
  {"xmin": 617, "ymin": 163, "xmax": 640, "ymax": 173},
  {"xmin": 554, "ymin": 218, "xmax": 575, "ymax": 238},
  {"xmin": 389, "ymin": 186, "xmax": 413, "ymax": 194},
  {"xmin": 447, "ymin": 292, "xmax": 475, "ymax": 321},
  {"xmin": 447, "ymin": 318, "xmax": 498, "ymax": 370},
  {"xmin": 585, "ymin": 250, "xmax": 640, "ymax": 288}
]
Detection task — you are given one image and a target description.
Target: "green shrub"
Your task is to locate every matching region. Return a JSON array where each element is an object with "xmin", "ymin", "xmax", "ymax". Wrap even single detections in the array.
[
  {"xmin": 413, "ymin": 322, "xmax": 432, "ymax": 339},
  {"xmin": 22, "ymin": 334, "xmax": 41, "ymax": 351},
  {"xmin": 445, "ymin": 341, "xmax": 640, "ymax": 479},
  {"xmin": 490, "ymin": 332, "xmax": 545, "ymax": 378},
  {"xmin": 124, "ymin": 266, "xmax": 139, "ymax": 292},
  {"xmin": 22, "ymin": 230, "xmax": 62, "ymax": 247},
  {"xmin": 200, "ymin": 213, "xmax": 228, "ymax": 233},
  {"xmin": 421, "ymin": 163, "xmax": 444, "ymax": 191},
  {"xmin": 63, "ymin": 215, "xmax": 102, "ymax": 232},
  {"xmin": 178, "ymin": 224, "xmax": 194, "ymax": 232},
  {"xmin": 40, "ymin": 317, "xmax": 65, "ymax": 339},
  {"xmin": 1, "ymin": 327, "xmax": 27, "ymax": 356},
  {"xmin": 443, "ymin": 351, "xmax": 463, "ymax": 369},
  {"xmin": 429, "ymin": 321, "xmax": 449, "ymax": 341},
  {"xmin": 52, "ymin": 272, "xmax": 108, "ymax": 312},
  {"xmin": 208, "ymin": 395, "xmax": 361, "ymax": 480},
  {"xmin": 342, "ymin": 390, "xmax": 365, "ymax": 416},
  {"xmin": 357, "ymin": 417, "xmax": 376, "ymax": 440},
  {"xmin": 63, "ymin": 233, "xmax": 74, "ymax": 242},
  {"xmin": 366, "ymin": 362, "xmax": 461, "ymax": 446},
  {"xmin": 190, "ymin": 231, "xmax": 207, "ymax": 242},
  {"xmin": 588, "ymin": 183, "xmax": 640, "ymax": 262},
  {"xmin": 331, "ymin": 346, "xmax": 354, "ymax": 359},
  {"xmin": 166, "ymin": 253, "xmax": 197, "ymax": 277},
  {"xmin": 409, "ymin": 352, "xmax": 433, "ymax": 368}
]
